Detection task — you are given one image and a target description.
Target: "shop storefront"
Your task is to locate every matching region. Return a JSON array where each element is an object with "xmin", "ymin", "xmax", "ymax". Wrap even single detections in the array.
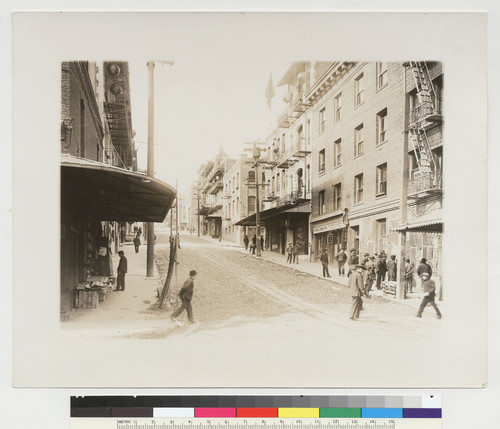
[
  {"xmin": 311, "ymin": 218, "xmax": 346, "ymax": 262},
  {"xmin": 60, "ymin": 155, "xmax": 176, "ymax": 320}
]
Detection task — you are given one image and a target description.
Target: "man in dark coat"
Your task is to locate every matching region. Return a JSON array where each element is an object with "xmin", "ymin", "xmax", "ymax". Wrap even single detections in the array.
[
  {"xmin": 417, "ymin": 258, "xmax": 433, "ymax": 278},
  {"xmin": 336, "ymin": 248, "xmax": 347, "ymax": 276},
  {"xmin": 243, "ymin": 235, "xmax": 249, "ymax": 250},
  {"xmin": 387, "ymin": 255, "xmax": 397, "ymax": 281},
  {"xmin": 347, "ymin": 249, "xmax": 359, "ymax": 277},
  {"xmin": 416, "ymin": 272, "xmax": 442, "ymax": 319},
  {"xmin": 286, "ymin": 243, "xmax": 293, "ymax": 263},
  {"xmin": 404, "ymin": 258, "xmax": 415, "ymax": 293},
  {"xmin": 260, "ymin": 235, "xmax": 265, "ymax": 252},
  {"xmin": 375, "ymin": 252, "xmax": 387, "ymax": 289},
  {"xmin": 251, "ymin": 234, "xmax": 257, "ymax": 255},
  {"xmin": 320, "ymin": 249, "xmax": 331, "ymax": 277},
  {"xmin": 349, "ymin": 264, "xmax": 365, "ymax": 320},
  {"xmin": 116, "ymin": 250, "xmax": 127, "ymax": 291},
  {"xmin": 171, "ymin": 270, "xmax": 197, "ymax": 324},
  {"xmin": 133, "ymin": 234, "xmax": 141, "ymax": 253}
]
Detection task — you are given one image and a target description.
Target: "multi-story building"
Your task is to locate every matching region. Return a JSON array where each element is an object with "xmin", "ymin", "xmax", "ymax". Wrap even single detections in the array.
[
  {"xmin": 308, "ymin": 61, "xmax": 406, "ymax": 261},
  {"xmin": 221, "ymin": 153, "xmax": 256, "ymax": 244},
  {"xmin": 393, "ymin": 62, "xmax": 444, "ymax": 290},
  {"xmin": 196, "ymin": 148, "xmax": 236, "ymax": 238},
  {"xmin": 237, "ymin": 62, "xmax": 333, "ymax": 256}
]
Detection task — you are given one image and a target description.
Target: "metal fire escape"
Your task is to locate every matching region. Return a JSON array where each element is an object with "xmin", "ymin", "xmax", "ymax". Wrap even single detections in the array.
[{"xmin": 406, "ymin": 61, "xmax": 443, "ymax": 199}]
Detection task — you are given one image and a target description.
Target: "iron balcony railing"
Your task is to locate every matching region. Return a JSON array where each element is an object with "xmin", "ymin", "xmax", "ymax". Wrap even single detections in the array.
[
  {"xmin": 408, "ymin": 171, "xmax": 443, "ymax": 195},
  {"xmin": 410, "ymin": 97, "xmax": 443, "ymax": 126},
  {"xmin": 275, "ymin": 190, "xmax": 310, "ymax": 208},
  {"xmin": 103, "ymin": 147, "xmax": 127, "ymax": 169}
]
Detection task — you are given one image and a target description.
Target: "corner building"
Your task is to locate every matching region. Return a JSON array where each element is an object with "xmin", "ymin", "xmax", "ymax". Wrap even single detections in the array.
[{"xmin": 308, "ymin": 62, "xmax": 406, "ymax": 261}]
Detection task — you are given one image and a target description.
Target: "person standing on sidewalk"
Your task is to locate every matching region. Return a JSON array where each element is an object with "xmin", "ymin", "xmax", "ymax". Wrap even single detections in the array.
[
  {"xmin": 375, "ymin": 252, "xmax": 387, "ymax": 289},
  {"xmin": 349, "ymin": 264, "xmax": 366, "ymax": 320},
  {"xmin": 116, "ymin": 251, "xmax": 127, "ymax": 291},
  {"xmin": 347, "ymin": 249, "xmax": 359, "ymax": 277},
  {"xmin": 171, "ymin": 270, "xmax": 197, "ymax": 324},
  {"xmin": 286, "ymin": 243, "xmax": 293, "ymax": 263},
  {"xmin": 133, "ymin": 234, "xmax": 141, "ymax": 253},
  {"xmin": 416, "ymin": 272, "xmax": 442, "ymax": 319},
  {"xmin": 336, "ymin": 248, "xmax": 347, "ymax": 276},
  {"xmin": 260, "ymin": 235, "xmax": 265, "ymax": 252},
  {"xmin": 387, "ymin": 255, "xmax": 397, "ymax": 281},
  {"xmin": 363, "ymin": 256, "xmax": 376, "ymax": 297},
  {"xmin": 320, "ymin": 248, "xmax": 331, "ymax": 278},
  {"xmin": 404, "ymin": 258, "xmax": 414, "ymax": 293},
  {"xmin": 251, "ymin": 234, "xmax": 257, "ymax": 255},
  {"xmin": 291, "ymin": 244, "xmax": 299, "ymax": 264},
  {"xmin": 243, "ymin": 234, "xmax": 249, "ymax": 251}
]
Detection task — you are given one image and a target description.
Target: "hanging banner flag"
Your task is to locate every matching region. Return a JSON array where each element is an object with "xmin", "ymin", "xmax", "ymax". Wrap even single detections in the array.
[{"xmin": 265, "ymin": 73, "xmax": 276, "ymax": 108}]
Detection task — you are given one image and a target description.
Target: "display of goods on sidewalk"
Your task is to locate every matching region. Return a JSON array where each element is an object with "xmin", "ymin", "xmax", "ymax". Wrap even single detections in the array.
[
  {"xmin": 382, "ymin": 281, "xmax": 397, "ymax": 295},
  {"xmin": 74, "ymin": 276, "xmax": 115, "ymax": 307}
]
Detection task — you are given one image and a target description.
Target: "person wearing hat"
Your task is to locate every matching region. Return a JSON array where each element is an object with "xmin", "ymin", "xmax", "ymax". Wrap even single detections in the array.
[
  {"xmin": 335, "ymin": 248, "xmax": 347, "ymax": 276},
  {"xmin": 349, "ymin": 264, "xmax": 366, "ymax": 320},
  {"xmin": 387, "ymin": 255, "xmax": 397, "ymax": 281},
  {"xmin": 347, "ymin": 248, "xmax": 359, "ymax": 277},
  {"xmin": 417, "ymin": 258, "xmax": 433, "ymax": 279},
  {"xmin": 375, "ymin": 252, "xmax": 387, "ymax": 289},
  {"xmin": 320, "ymin": 248, "xmax": 331, "ymax": 278},
  {"xmin": 404, "ymin": 258, "xmax": 415, "ymax": 293},
  {"xmin": 171, "ymin": 270, "xmax": 197, "ymax": 324},
  {"xmin": 363, "ymin": 256, "xmax": 376, "ymax": 297},
  {"xmin": 116, "ymin": 250, "xmax": 127, "ymax": 291},
  {"xmin": 416, "ymin": 272, "xmax": 442, "ymax": 319}
]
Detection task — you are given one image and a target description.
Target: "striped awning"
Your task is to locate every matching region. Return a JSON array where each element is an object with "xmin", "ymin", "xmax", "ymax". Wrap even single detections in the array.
[{"xmin": 391, "ymin": 218, "xmax": 443, "ymax": 233}]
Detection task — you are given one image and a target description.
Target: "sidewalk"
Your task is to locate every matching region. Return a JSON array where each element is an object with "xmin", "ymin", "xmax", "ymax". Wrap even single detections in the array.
[
  {"xmin": 198, "ymin": 234, "xmax": 442, "ymax": 311},
  {"xmin": 63, "ymin": 242, "xmax": 161, "ymax": 326}
]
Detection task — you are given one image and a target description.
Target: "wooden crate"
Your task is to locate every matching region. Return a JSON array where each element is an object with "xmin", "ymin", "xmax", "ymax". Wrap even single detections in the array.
[{"xmin": 74, "ymin": 290, "xmax": 99, "ymax": 308}]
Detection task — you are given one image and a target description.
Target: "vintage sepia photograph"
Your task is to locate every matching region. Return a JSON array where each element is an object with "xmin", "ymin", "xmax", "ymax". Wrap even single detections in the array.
[{"xmin": 12, "ymin": 12, "xmax": 487, "ymax": 388}]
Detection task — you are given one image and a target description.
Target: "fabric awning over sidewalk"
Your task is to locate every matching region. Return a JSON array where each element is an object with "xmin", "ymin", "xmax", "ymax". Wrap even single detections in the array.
[
  {"xmin": 61, "ymin": 154, "xmax": 176, "ymax": 222},
  {"xmin": 391, "ymin": 212, "xmax": 443, "ymax": 233},
  {"xmin": 235, "ymin": 202, "xmax": 311, "ymax": 226}
]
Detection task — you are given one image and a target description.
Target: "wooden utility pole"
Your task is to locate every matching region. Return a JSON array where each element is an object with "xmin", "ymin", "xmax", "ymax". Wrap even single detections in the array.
[
  {"xmin": 146, "ymin": 61, "xmax": 155, "ymax": 277},
  {"xmin": 397, "ymin": 66, "xmax": 410, "ymax": 299}
]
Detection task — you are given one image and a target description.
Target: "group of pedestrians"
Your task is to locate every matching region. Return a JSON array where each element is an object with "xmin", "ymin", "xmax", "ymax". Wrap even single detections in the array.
[
  {"xmin": 286, "ymin": 243, "xmax": 301, "ymax": 264},
  {"xmin": 243, "ymin": 234, "xmax": 265, "ymax": 255}
]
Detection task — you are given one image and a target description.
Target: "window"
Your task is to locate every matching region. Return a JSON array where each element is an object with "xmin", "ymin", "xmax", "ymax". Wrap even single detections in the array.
[
  {"xmin": 319, "ymin": 149, "xmax": 326, "ymax": 173},
  {"xmin": 236, "ymin": 173, "xmax": 239, "ymax": 189},
  {"xmin": 354, "ymin": 124, "xmax": 364, "ymax": 157},
  {"xmin": 376, "ymin": 163, "xmax": 388, "ymax": 196},
  {"xmin": 248, "ymin": 170, "xmax": 255, "ymax": 182},
  {"xmin": 276, "ymin": 172, "xmax": 280, "ymax": 192},
  {"xmin": 236, "ymin": 197, "xmax": 239, "ymax": 216},
  {"xmin": 334, "ymin": 138, "xmax": 342, "ymax": 167},
  {"xmin": 262, "ymin": 172, "xmax": 266, "ymax": 184},
  {"xmin": 376, "ymin": 219, "xmax": 387, "ymax": 252},
  {"xmin": 306, "ymin": 164, "xmax": 311, "ymax": 191},
  {"xmin": 307, "ymin": 119, "xmax": 311, "ymax": 147},
  {"xmin": 354, "ymin": 173, "xmax": 363, "ymax": 204},
  {"xmin": 355, "ymin": 73, "xmax": 364, "ymax": 106},
  {"xmin": 377, "ymin": 108, "xmax": 388, "ymax": 145},
  {"xmin": 318, "ymin": 190, "xmax": 326, "ymax": 215},
  {"xmin": 377, "ymin": 62, "xmax": 388, "ymax": 89},
  {"xmin": 281, "ymin": 133, "xmax": 286, "ymax": 152},
  {"xmin": 248, "ymin": 196, "xmax": 256, "ymax": 214},
  {"xmin": 319, "ymin": 107, "xmax": 326, "ymax": 134},
  {"xmin": 335, "ymin": 93, "xmax": 342, "ymax": 122},
  {"xmin": 333, "ymin": 183, "xmax": 342, "ymax": 211}
]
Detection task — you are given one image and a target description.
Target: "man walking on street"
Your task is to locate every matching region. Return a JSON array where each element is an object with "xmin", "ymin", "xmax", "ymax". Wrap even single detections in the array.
[
  {"xmin": 116, "ymin": 250, "xmax": 127, "ymax": 291},
  {"xmin": 387, "ymin": 255, "xmax": 397, "ymax": 281},
  {"xmin": 350, "ymin": 264, "xmax": 366, "ymax": 320},
  {"xmin": 320, "ymin": 248, "xmax": 331, "ymax": 278},
  {"xmin": 243, "ymin": 234, "xmax": 249, "ymax": 251},
  {"xmin": 336, "ymin": 248, "xmax": 347, "ymax": 276},
  {"xmin": 416, "ymin": 272, "xmax": 442, "ymax": 319},
  {"xmin": 171, "ymin": 270, "xmax": 197, "ymax": 324}
]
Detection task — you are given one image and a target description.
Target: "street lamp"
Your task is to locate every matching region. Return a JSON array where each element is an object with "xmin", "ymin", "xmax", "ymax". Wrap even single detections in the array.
[{"xmin": 244, "ymin": 141, "xmax": 267, "ymax": 257}]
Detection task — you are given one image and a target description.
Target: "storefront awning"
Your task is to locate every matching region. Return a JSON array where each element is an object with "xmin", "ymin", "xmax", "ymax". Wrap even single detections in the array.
[
  {"xmin": 391, "ymin": 216, "xmax": 443, "ymax": 233},
  {"xmin": 235, "ymin": 202, "xmax": 311, "ymax": 226},
  {"xmin": 61, "ymin": 155, "xmax": 176, "ymax": 222}
]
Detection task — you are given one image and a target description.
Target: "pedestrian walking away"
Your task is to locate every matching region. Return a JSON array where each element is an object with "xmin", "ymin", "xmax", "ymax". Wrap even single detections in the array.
[
  {"xmin": 133, "ymin": 234, "xmax": 141, "ymax": 253},
  {"xmin": 416, "ymin": 272, "xmax": 442, "ymax": 319},
  {"xmin": 417, "ymin": 258, "xmax": 433, "ymax": 278},
  {"xmin": 116, "ymin": 250, "xmax": 127, "ymax": 291},
  {"xmin": 387, "ymin": 255, "xmax": 397, "ymax": 281},
  {"xmin": 171, "ymin": 270, "xmax": 197, "ymax": 324},
  {"xmin": 349, "ymin": 264, "xmax": 366, "ymax": 320},
  {"xmin": 336, "ymin": 248, "xmax": 347, "ymax": 276},
  {"xmin": 320, "ymin": 248, "xmax": 331, "ymax": 278},
  {"xmin": 286, "ymin": 243, "xmax": 293, "ymax": 263},
  {"xmin": 347, "ymin": 248, "xmax": 359, "ymax": 277},
  {"xmin": 243, "ymin": 234, "xmax": 249, "ymax": 251}
]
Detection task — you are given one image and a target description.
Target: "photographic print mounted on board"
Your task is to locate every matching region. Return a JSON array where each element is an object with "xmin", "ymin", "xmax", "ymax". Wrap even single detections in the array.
[{"xmin": 13, "ymin": 12, "xmax": 487, "ymax": 388}]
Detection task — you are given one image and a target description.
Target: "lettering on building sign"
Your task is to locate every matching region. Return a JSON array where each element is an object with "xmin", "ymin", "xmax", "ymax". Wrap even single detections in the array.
[{"xmin": 313, "ymin": 221, "xmax": 344, "ymax": 234}]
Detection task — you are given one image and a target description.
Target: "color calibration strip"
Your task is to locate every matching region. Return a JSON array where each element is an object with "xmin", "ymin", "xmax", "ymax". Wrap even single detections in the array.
[{"xmin": 71, "ymin": 396, "xmax": 441, "ymax": 419}]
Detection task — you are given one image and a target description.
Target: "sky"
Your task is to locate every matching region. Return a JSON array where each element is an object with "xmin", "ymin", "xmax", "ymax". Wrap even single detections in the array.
[{"xmin": 127, "ymin": 50, "xmax": 290, "ymax": 196}]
